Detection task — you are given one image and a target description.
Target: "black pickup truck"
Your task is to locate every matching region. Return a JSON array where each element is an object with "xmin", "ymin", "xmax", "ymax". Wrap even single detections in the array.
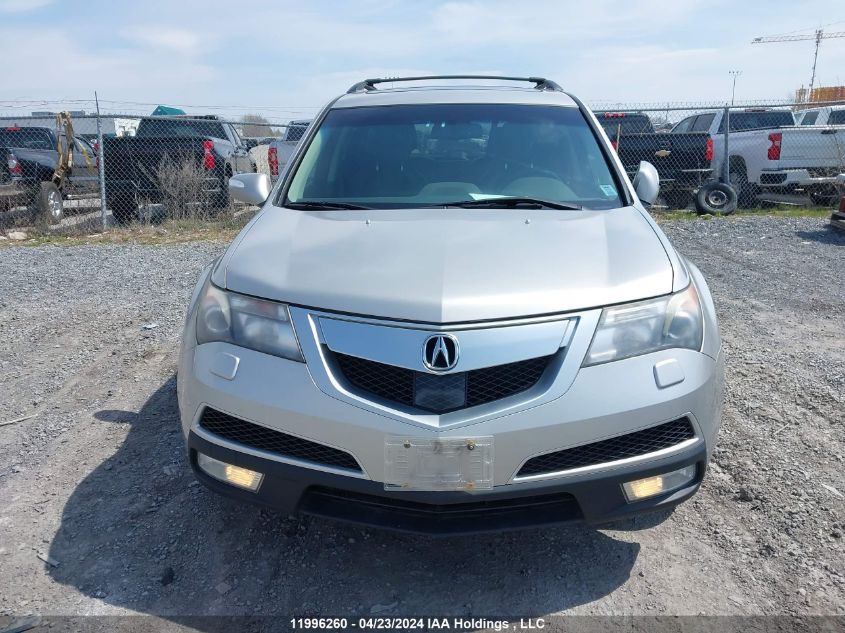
[
  {"xmin": 103, "ymin": 115, "xmax": 256, "ymax": 223},
  {"xmin": 595, "ymin": 112, "xmax": 713, "ymax": 209},
  {"xmin": 0, "ymin": 126, "xmax": 98, "ymax": 224}
]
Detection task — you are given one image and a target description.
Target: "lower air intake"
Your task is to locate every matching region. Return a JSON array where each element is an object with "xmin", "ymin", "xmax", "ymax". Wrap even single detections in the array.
[{"xmin": 199, "ymin": 407, "xmax": 361, "ymax": 472}]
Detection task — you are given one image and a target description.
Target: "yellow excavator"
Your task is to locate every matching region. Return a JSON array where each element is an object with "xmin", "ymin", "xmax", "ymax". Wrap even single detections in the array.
[
  {"xmin": 52, "ymin": 111, "xmax": 95, "ymax": 185},
  {"xmin": 51, "ymin": 111, "xmax": 76, "ymax": 188},
  {"xmin": 1, "ymin": 111, "xmax": 96, "ymax": 224},
  {"xmin": 37, "ymin": 112, "xmax": 95, "ymax": 224}
]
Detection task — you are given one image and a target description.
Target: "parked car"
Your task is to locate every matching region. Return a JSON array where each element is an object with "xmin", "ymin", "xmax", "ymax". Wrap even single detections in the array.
[
  {"xmin": 267, "ymin": 120, "xmax": 311, "ymax": 179},
  {"xmin": 596, "ymin": 111, "xmax": 713, "ymax": 209},
  {"xmin": 178, "ymin": 75, "xmax": 724, "ymax": 534},
  {"xmin": 103, "ymin": 115, "xmax": 256, "ymax": 223},
  {"xmin": 672, "ymin": 108, "xmax": 845, "ymax": 208},
  {"xmin": 795, "ymin": 106, "xmax": 845, "ymax": 126},
  {"xmin": 0, "ymin": 126, "xmax": 98, "ymax": 223},
  {"xmin": 832, "ymin": 173, "xmax": 845, "ymax": 230}
]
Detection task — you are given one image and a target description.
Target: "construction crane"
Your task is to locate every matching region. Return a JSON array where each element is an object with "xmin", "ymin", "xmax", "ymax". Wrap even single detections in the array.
[{"xmin": 751, "ymin": 28, "xmax": 845, "ymax": 98}]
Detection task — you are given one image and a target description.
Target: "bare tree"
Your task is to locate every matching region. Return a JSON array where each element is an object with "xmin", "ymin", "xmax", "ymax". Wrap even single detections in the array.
[
  {"xmin": 241, "ymin": 114, "xmax": 278, "ymax": 138},
  {"xmin": 139, "ymin": 153, "xmax": 207, "ymax": 220}
]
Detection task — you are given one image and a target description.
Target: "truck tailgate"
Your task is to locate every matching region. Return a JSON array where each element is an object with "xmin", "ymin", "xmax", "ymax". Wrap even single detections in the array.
[
  {"xmin": 615, "ymin": 132, "xmax": 710, "ymax": 180},
  {"xmin": 103, "ymin": 137, "xmax": 205, "ymax": 192}
]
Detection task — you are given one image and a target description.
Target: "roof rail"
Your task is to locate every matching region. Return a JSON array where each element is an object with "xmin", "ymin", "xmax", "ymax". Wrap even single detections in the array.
[{"xmin": 346, "ymin": 75, "xmax": 563, "ymax": 94}]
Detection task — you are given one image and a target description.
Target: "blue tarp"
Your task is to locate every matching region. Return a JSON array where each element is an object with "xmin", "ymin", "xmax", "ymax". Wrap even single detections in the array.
[{"xmin": 151, "ymin": 105, "xmax": 186, "ymax": 116}]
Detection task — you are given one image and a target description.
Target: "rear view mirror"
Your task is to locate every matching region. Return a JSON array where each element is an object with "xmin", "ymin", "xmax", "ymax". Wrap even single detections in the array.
[
  {"xmin": 632, "ymin": 161, "xmax": 660, "ymax": 206},
  {"xmin": 229, "ymin": 173, "xmax": 272, "ymax": 206}
]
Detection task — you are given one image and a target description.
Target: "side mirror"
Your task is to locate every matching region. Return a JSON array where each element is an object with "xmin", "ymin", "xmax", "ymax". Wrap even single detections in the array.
[
  {"xmin": 229, "ymin": 173, "xmax": 271, "ymax": 206},
  {"xmin": 631, "ymin": 161, "xmax": 660, "ymax": 206}
]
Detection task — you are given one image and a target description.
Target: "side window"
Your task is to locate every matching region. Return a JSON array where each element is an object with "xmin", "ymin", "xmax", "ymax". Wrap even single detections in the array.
[
  {"xmin": 75, "ymin": 138, "xmax": 93, "ymax": 155},
  {"xmin": 228, "ymin": 124, "xmax": 243, "ymax": 146},
  {"xmin": 828, "ymin": 110, "xmax": 845, "ymax": 125},
  {"xmin": 691, "ymin": 114, "xmax": 716, "ymax": 132},
  {"xmin": 800, "ymin": 111, "xmax": 819, "ymax": 125},
  {"xmin": 672, "ymin": 116, "xmax": 695, "ymax": 133},
  {"xmin": 74, "ymin": 138, "xmax": 96, "ymax": 167}
]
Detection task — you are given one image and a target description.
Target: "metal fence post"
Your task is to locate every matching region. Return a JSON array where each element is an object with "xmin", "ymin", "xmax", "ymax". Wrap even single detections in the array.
[
  {"xmin": 94, "ymin": 91, "xmax": 109, "ymax": 229},
  {"xmin": 722, "ymin": 105, "xmax": 730, "ymax": 184}
]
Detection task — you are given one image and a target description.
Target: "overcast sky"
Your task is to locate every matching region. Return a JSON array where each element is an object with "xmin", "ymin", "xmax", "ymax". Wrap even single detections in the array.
[{"xmin": 0, "ymin": 0, "xmax": 843, "ymax": 122}]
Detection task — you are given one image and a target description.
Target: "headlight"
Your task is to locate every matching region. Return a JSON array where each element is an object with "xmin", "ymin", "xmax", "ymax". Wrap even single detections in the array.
[
  {"xmin": 583, "ymin": 284, "xmax": 703, "ymax": 366},
  {"xmin": 195, "ymin": 280, "xmax": 303, "ymax": 362}
]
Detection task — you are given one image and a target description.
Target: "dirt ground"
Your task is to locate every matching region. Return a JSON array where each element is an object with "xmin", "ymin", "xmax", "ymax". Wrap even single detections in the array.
[{"xmin": 0, "ymin": 215, "xmax": 843, "ymax": 629}]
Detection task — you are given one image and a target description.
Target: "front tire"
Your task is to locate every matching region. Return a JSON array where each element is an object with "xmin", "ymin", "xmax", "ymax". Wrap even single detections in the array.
[
  {"xmin": 695, "ymin": 182, "xmax": 738, "ymax": 215},
  {"xmin": 729, "ymin": 165, "xmax": 756, "ymax": 208},
  {"xmin": 37, "ymin": 182, "xmax": 64, "ymax": 225}
]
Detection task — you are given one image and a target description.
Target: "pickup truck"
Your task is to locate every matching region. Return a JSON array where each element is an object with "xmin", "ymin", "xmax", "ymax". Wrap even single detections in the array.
[
  {"xmin": 672, "ymin": 108, "xmax": 845, "ymax": 206},
  {"xmin": 267, "ymin": 119, "xmax": 311, "ymax": 180},
  {"xmin": 103, "ymin": 115, "xmax": 256, "ymax": 223},
  {"xmin": 795, "ymin": 106, "xmax": 845, "ymax": 126},
  {"xmin": 0, "ymin": 126, "xmax": 98, "ymax": 224},
  {"xmin": 595, "ymin": 112, "xmax": 712, "ymax": 209}
]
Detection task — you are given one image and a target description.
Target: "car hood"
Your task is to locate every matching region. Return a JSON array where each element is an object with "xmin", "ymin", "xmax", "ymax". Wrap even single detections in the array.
[{"xmin": 221, "ymin": 206, "xmax": 675, "ymax": 323}]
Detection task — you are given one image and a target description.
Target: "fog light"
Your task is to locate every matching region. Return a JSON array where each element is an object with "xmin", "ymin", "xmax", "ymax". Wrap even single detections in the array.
[
  {"xmin": 622, "ymin": 465, "xmax": 696, "ymax": 502},
  {"xmin": 197, "ymin": 453, "xmax": 263, "ymax": 491}
]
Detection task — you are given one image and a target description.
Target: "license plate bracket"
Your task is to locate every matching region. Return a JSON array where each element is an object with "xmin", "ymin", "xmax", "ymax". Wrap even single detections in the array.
[{"xmin": 384, "ymin": 436, "xmax": 493, "ymax": 491}]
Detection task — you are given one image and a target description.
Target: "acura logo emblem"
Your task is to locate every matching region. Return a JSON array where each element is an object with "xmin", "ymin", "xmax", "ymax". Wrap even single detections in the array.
[{"xmin": 423, "ymin": 334, "xmax": 459, "ymax": 371}]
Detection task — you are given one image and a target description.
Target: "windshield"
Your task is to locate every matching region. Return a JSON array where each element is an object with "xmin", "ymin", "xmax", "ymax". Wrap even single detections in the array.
[
  {"xmin": 284, "ymin": 104, "xmax": 623, "ymax": 210},
  {"xmin": 137, "ymin": 118, "xmax": 227, "ymax": 139},
  {"xmin": 0, "ymin": 128, "xmax": 53, "ymax": 150},
  {"xmin": 718, "ymin": 111, "xmax": 794, "ymax": 133}
]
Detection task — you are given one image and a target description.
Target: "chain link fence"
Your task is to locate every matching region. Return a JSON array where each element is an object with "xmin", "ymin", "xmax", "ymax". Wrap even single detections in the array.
[
  {"xmin": 1, "ymin": 100, "xmax": 844, "ymax": 236},
  {"xmin": 591, "ymin": 99, "xmax": 845, "ymax": 213},
  {"xmin": 0, "ymin": 112, "xmax": 302, "ymax": 235}
]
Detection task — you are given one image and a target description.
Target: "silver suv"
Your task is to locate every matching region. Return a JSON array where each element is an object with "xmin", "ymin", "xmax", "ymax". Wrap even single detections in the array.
[{"xmin": 178, "ymin": 76, "xmax": 724, "ymax": 534}]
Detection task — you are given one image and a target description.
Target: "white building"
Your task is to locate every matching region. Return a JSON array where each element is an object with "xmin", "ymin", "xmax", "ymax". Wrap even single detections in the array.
[{"xmin": 0, "ymin": 111, "xmax": 139, "ymax": 139}]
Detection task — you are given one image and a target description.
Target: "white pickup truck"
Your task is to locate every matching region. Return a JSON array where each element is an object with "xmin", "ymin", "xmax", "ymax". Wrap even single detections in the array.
[
  {"xmin": 267, "ymin": 119, "xmax": 311, "ymax": 180},
  {"xmin": 795, "ymin": 106, "xmax": 845, "ymax": 126},
  {"xmin": 672, "ymin": 108, "xmax": 845, "ymax": 206}
]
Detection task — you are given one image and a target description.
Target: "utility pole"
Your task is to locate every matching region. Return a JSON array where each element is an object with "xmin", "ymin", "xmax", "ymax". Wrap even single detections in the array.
[
  {"xmin": 729, "ymin": 70, "xmax": 742, "ymax": 105},
  {"xmin": 94, "ymin": 91, "xmax": 109, "ymax": 228}
]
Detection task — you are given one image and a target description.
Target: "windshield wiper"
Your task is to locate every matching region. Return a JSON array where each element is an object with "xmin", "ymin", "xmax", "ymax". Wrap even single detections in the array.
[
  {"xmin": 286, "ymin": 200, "xmax": 371, "ymax": 210},
  {"xmin": 435, "ymin": 197, "xmax": 582, "ymax": 211}
]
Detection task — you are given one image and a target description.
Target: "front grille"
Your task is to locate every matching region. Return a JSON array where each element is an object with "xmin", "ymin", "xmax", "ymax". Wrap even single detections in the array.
[
  {"xmin": 333, "ymin": 353, "xmax": 552, "ymax": 413},
  {"xmin": 517, "ymin": 417, "xmax": 695, "ymax": 477},
  {"xmin": 199, "ymin": 408, "xmax": 361, "ymax": 472}
]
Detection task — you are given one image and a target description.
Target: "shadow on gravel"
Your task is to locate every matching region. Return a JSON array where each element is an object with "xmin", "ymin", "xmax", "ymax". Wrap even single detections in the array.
[
  {"xmin": 48, "ymin": 377, "xmax": 641, "ymax": 620},
  {"xmin": 796, "ymin": 227, "xmax": 845, "ymax": 245}
]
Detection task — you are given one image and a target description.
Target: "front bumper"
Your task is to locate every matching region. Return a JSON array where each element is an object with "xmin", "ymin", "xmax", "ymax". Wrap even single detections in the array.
[
  {"xmin": 759, "ymin": 168, "xmax": 839, "ymax": 190},
  {"xmin": 189, "ymin": 429, "xmax": 707, "ymax": 534},
  {"xmin": 178, "ymin": 257, "xmax": 724, "ymax": 534},
  {"xmin": 179, "ymin": 332, "xmax": 723, "ymax": 533}
]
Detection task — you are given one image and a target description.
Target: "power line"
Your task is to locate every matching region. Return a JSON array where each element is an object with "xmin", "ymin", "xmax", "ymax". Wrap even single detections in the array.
[{"xmin": 0, "ymin": 97, "xmax": 320, "ymax": 111}]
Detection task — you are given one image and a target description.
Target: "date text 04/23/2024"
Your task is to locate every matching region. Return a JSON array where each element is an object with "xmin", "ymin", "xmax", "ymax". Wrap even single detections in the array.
[{"xmin": 290, "ymin": 617, "xmax": 547, "ymax": 630}]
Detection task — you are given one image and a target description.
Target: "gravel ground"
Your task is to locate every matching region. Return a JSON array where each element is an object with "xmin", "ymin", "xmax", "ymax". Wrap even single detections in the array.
[{"xmin": 0, "ymin": 215, "xmax": 843, "ymax": 626}]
